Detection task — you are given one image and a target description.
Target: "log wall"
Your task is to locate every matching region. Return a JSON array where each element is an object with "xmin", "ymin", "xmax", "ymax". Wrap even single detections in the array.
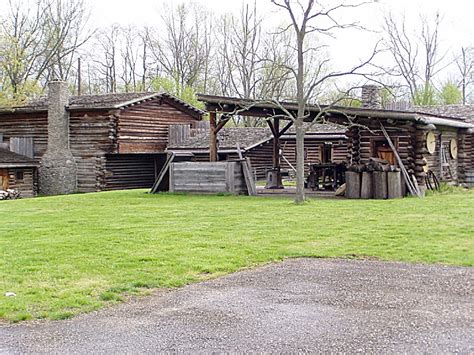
[
  {"xmin": 104, "ymin": 154, "xmax": 166, "ymax": 190},
  {"xmin": 118, "ymin": 99, "xmax": 201, "ymax": 153},
  {"xmin": 423, "ymin": 129, "xmax": 459, "ymax": 183},
  {"xmin": 174, "ymin": 136, "xmax": 348, "ymax": 180},
  {"xmin": 348, "ymin": 119, "xmax": 465, "ymax": 187},
  {"xmin": 0, "ymin": 98, "xmax": 201, "ymax": 193},
  {"xmin": 0, "ymin": 111, "xmax": 116, "ymax": 193}
]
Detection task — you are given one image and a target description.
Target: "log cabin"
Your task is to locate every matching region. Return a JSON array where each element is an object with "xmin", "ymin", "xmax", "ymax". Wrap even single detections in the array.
[
  {"xmin": 196, "ymin": 88, "xmax": 474, "ymax": 194},
  {"xmin": 167, "ymin": 123, "xmax": 348, "ymax": 180},
  {"xmin": 0, "ymin": 81, "xmax": 204, "ymax": 194}
]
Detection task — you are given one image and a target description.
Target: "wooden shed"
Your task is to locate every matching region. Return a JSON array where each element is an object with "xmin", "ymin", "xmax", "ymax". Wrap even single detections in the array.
[
  {"xmin": 0, "ymin": 147, "xmax": 38, "ymax": 198},
  {"xmin": 0, "ymin": 91, "xmax": 204, "ymax": 193}
]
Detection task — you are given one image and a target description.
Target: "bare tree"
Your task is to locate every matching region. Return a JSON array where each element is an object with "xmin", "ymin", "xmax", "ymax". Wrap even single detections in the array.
[
  {"xmin": 270, "ymin": 0, "xmax": 379, "ymax": 203},
  {"xmin": 148, "ymin": 2, "xmax": 212, "ymax": 95},
  {"xmin": 0, "ymin": 0, "xmax": 90, "ymax": 101},
  {"xmin": 383, "ymin": 12, "xmax": 446, "ymax": 105},
  {"xmin": 455, "ymin": 47, "xmax": 473, "ymax": 104}
]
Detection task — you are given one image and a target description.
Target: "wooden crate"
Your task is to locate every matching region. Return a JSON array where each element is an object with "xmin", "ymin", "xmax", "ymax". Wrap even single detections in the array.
[{"xmin": 169, "ymin": 161, "xmax": 247, "ymax": 195}]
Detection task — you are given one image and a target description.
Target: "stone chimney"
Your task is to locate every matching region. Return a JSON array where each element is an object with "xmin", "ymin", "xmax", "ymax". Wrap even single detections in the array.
[
  {"xmin": 39, "ymin": 81, "xmax": 77, "ymax": 195},
  {"xmin": 361, "ymin": 85, "xmax": 382, "ymax": 109}
]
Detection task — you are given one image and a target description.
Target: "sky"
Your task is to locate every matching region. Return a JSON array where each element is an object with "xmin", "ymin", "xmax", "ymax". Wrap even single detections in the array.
[
  {"xmin": 0, "ymin": 0, "xmax": 472, "ymax": 83},
  {"xmin": 89, "ymin": 0, "xmax": 473, "ymax": 80}
]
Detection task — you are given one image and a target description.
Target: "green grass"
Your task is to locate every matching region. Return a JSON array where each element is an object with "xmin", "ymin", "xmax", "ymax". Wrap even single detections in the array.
[{"xmin": 1, "ymin": 189, "xmax": 473, "ymax": 322}]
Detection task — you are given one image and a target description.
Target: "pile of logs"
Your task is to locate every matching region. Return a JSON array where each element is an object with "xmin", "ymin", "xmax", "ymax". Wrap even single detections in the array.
[
  {"xmin": 345, "ymin": 158, "xmax": 404, "ymax": 199},
  {"xmin": 0, "ymin": 189, "xmax": 22, "ymax": 200}
]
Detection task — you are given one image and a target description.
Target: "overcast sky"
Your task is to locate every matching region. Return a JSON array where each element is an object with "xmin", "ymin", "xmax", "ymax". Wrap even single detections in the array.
[
  {"xmin": 89, "ymin": 0, "xmax": 473, "ymax": 79},
  {"xmin": 0, "ymin": 0, "xmax": 472, "ymax": 83}
]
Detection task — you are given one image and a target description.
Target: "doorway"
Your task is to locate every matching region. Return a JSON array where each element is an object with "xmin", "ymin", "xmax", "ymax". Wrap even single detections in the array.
[{"xmin": 0, "ymin": 169, "xmax": 9, "ymax": 190}]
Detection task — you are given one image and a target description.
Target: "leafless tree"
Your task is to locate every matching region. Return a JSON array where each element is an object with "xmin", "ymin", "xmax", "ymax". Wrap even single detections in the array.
[
  {"xmin": 148, "ymin": 2, "xmax": 212, "ymax": 94},
  {"xmin": 0, "ymin": 0, "xmax": 91, "ymax": 99},
  {"xmin": 383, "ymin": 12, "xmax": 446, "ymax": 105},
  {"xmin": 455, "ymin": 47, "xmax": 473, "ymax": 104},
  {"xmin": 270, "ymin": 0, "xmax": 379, "ymax": 203}
]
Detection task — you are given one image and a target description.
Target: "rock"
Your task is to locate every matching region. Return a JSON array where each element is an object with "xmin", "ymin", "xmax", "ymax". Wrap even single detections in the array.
[
  {"xmin": 5, "ymin": 292, "xmax": 16, "ymax": 297},
  {"xmin": 335, "ymin": 183, "xmax": 346, "ymax": 197}
]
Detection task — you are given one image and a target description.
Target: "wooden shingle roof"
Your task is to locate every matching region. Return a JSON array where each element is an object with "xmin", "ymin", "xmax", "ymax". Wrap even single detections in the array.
[
  {"xmin": 413, "ymin": 105, "xmax": 474, "ymax": 124},
  {"xmin": 0, "ymin": 92, "xmax": 205, "ymax": 116},
  {"xmin": 0, "ymin": 147, "xmax": 38, "ymax": 168},
  {"xmin": 169, "ymin": 123, "xmax": 347, "ymax": 151}
]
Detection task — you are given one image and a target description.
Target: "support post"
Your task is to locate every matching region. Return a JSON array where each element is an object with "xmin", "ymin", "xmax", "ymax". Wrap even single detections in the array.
[
  {"xmin": 209, "ymin": 111, "xmax": 217, "ymax": 162},
  {"xmin": 273, "ymin": 118, "xmax": 281, "ymax": 171}
]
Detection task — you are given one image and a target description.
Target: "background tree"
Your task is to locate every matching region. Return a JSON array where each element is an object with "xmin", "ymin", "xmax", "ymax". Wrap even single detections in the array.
[
  {"xmin": 0, "ymin": 0, "xmax": 90, "ymax": 103},
  {"xmin": 455, "ymin": 47, "xmax": 473, "ymax": 104},
  {"xmin": 383, "ymin": 12, "xmax": 446, "ymax": 106}
]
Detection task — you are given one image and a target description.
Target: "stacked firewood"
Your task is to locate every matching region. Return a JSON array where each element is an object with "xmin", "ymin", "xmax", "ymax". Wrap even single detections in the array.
[{"xmin": 0, "ymin": 189, "xmax": 22, "ymax": 200}]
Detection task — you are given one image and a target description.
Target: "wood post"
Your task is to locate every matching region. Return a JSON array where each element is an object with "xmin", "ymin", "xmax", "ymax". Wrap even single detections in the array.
[
  {"xmin": 345, "ymin": 171, "xmax": 361, "ymax": 199},
  {"xmin": 360, "ymin": 172, "xmax": 373, "ymax": 199},
  {"xmin": 373, "ymin": 171, "xmax": 388, "ymax": 199},
  {"xmin": 209, "ymin": 111, "xmax": 217, "ymax": 162},
  {"xmin": 387, "ymin": 171, "xmax": 402, "ymax": 199},
  {"xmin": 273, "ymin": 118, "xmax": 281, "ymax": 171}
]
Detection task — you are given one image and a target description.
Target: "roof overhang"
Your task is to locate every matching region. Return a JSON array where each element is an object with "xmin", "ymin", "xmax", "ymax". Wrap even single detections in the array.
[{"xmin": 197, "ymin": 94, "xmax": 474, "ymax": 130}]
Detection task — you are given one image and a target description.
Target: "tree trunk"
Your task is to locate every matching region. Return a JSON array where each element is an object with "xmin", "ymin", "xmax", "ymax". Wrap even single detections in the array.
[{"xmin": 295, "ymin": 119, "xmax": 305, "ymax": 203}]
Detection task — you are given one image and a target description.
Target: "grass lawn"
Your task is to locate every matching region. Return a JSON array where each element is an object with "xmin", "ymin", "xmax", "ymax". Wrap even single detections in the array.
[{"xmin": 1, "ymin": 189, "xmax": 473, "ymax": 322}]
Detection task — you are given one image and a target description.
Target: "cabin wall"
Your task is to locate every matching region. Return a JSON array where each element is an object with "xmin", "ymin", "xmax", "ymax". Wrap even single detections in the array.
[
  {"xmin": 458, "ymin": 132, "xmax": 474, "ymax": 187},
  {"xmin": 118, "ymin": 99, "xmax": 200, "ymax": 153},
  {"xmin": 104, "ymin": 154, "xmax": 166, "ymax": 190},
  {"xmin": 0, "ymin": 111, "xmax": 116, "ymax": 193},
  {"xmin": 348, "ymin": 120, "xmax": 465, "ymax": 188},
  {"xmin": 6, "ymin": 167, "xmax": 37, "ymax": 198},
  {"xmin": 423, "ymin": 129, "xmax": 459, "ymax": 183}
]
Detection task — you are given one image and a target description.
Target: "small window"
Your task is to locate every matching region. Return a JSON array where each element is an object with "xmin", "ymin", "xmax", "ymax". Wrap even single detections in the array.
[{"xmin": 15, "ymin": 170, "xmax": 24, "ymax": 181}]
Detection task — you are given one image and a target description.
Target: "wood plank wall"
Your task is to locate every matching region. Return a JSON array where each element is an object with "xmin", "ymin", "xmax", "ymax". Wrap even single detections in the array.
[
  {"xmin": 169, "ymin": 161, "xmax": 247, "ymax": 194},
  {"xmin": 118, "ymin": 99, "xmax": 201, "ymax": 153}
]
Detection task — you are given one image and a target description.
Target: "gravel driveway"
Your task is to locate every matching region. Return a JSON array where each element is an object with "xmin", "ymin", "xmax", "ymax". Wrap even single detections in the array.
[{"xmin": 1, "ymin": 258, "xmax": 473, "ymax": 353}]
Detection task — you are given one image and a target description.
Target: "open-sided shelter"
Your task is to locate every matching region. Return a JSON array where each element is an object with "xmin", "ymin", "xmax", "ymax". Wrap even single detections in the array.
[{"xmin": 197, "ymin": 89, "xmax": 474, "ymax": 193}]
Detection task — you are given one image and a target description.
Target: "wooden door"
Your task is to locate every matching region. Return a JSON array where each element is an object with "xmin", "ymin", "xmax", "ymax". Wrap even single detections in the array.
[
  {"xmin": 0, "ymin": 169, "xmax": 9, "ymax": 190},
  {"xmin": 376, "ymin": 147, "xmax": 395, "ymax": 165}
]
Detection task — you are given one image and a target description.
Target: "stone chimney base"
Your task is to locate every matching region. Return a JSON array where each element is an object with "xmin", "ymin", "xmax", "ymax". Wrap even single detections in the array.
[{"xmin": 39, "ymin": 153, "xmax": 77, "ymax": 195}]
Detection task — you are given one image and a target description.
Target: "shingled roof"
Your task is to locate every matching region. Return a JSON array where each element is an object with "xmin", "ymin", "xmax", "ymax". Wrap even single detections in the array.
[
  {"xmin": 413, "ymin": 105, "xmax": 474, "ymax": 124},
  {"xmin": 0, "ymin": 92, "xmax": 205, "ymax": 116},
  {"xmin": 169, "ymin": 123, "xmax": 347, "ymax": 151},
  {"xmin": 0, "ymin": 147, "xmax": 38, "ymax": 168}
]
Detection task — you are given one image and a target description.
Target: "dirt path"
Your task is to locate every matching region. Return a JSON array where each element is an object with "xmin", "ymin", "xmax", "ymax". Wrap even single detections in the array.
[{"xmin": 1, "ymin": 259, "xmax": 473, "ymax": 353}]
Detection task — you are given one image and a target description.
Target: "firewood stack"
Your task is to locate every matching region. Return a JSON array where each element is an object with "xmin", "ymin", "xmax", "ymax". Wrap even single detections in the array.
[
  {"xmin": 0, "ymin": 189, "xmax": 22, "ymax": 200},
  {"xmin": 345, "ymin": 158, "xmax": 404, "ymax": 199}
]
